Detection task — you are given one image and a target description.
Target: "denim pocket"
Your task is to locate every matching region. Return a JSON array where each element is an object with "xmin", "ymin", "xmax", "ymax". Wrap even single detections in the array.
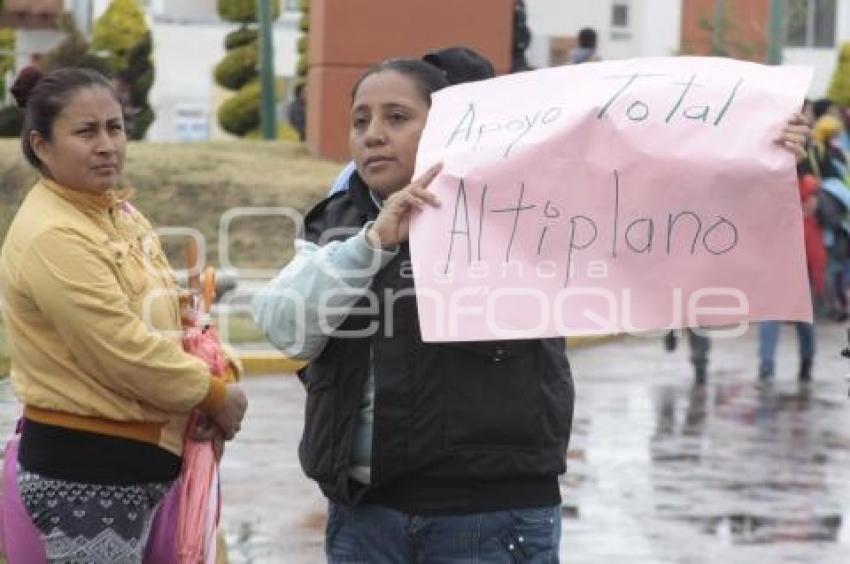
[
  {"xmin": 324, "ymin": 502, "xmax": 369, "ymax": 564},
  {"xmin": 499, "ymin": 506, "xmax": 560, "ymax": 563}
]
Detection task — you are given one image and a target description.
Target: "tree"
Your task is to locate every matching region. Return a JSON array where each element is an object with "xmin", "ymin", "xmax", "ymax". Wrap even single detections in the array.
[
  {"xmin": 91, "ymin": 0, "xmax": 147, "ymax": 72},
  {"xmin": 0, "ymin": 105, "xmax": 22, "ymax": 137},
  {"xmin": 828, "ymin": 42, "xmax": 850, "ymax": 107},
  {"xmin": 119, "ymin": 32, "xmax": 155, "ymax": 139},
  {"xmin": 295, "ymin": 0, "xmax": 308, "ymax": 87},
  {"xmin": 218, "ymin": 80, "xmax": 261, "ymax": 136},
  {"xmin": 678, "ymin": 8, "xmax": 760, "ymax": 61},
  {"xmin": 214, "ymin": 43, "xmax": 258, "ymax": 90},
  {"xmin": 0, "ymin": 27, "xmax": 20, "ymax": 137},
  {"xmin": 43, "ymin": 17, "xmax": 112, "ymax": 76},
  {"xmin": 0, "ymin": 28, "xmax": 14, "ymax": 95},
  {"xmin": 91, "ymin": 1, "xmax": 154, "ymax": 139},
  {"xmin": 214, "ymin": 0, "xmax": 280, "ymax": 137},
  {"xmin": 696, "ymin": 15, "xmax": 756, "ymax": 60},
  {"xmin": 218, "ymin": 0, "xmax": 280, "ymax": 23}
]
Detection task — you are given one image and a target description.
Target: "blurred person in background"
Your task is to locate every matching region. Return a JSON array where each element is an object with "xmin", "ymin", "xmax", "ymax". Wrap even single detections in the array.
[
  {"xmin": 569, "ymin": 27, "xmax": 600, "ymax": 64},
  {"xmin": 758, "ymin": 174, "xmax": 826, "ymax": 382}
]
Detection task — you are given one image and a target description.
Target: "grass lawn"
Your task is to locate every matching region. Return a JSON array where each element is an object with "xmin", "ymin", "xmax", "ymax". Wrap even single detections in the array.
[
  {"xmin": 1, "ymin": 139, "xmax": 341, "ymax": 270},
  {"xmin": 0, "ymin": 138, "xmax": 343, "ymax": 365},
  {"xmin": 221, "ymin": 312, "xmax": 267, "ymax": 345}
]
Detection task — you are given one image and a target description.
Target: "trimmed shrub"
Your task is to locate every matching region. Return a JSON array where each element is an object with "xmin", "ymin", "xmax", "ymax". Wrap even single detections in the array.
[
  {"xmin": 218, "ymin": 81, "xmax": 262, "ymax": 136},
  {"xmin": 218, "ymin": 0, "xmax": 280, "ymax": 24},
  {"xmin": 91, "ymin": 0, "xmax": 147, "ymax": 72},
  {"xmin": 43, "ymin": 19, "xmax": 113, "ymax": 76},
  {"xmin": 296, "ymin": 54, "xmax": 308, "ymax": 78},
  {"xmin": 295, "ymin": 0, "xmax": 309, "ymax": 86},
  {"xmin": 296, "ymin": 35, "xmax": 308, "ymax": 53},
  {"xmin": 0, "ymin": 105, "xmax": 23, "ymax": 138},
  {"xmin": 216, "ymin": 0, "xmax": 282, "ymax": 136},
  {"xmin": 225, "ymin": 26, "xmax": 258, "ymax": 50},
  {"xmin": 120, "ymin": 32, "xmax": 155, "ymax": 139},
  {"xmin": 214, "ymin": 43, "xmax": 259, "ymax": 90},
  {"xmin": 133, "ymin": 105, "xmax": 155, "ymax": 138},
  {"xmin": 0, "ymin": 29, "xmax": 14, "ymax": 95},
  {"xmin": 828, "ymin": 42, "xmax": 850, "ymax": 107}
]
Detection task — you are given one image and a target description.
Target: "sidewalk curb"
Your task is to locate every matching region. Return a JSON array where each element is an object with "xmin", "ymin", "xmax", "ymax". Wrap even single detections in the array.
[
  {"xmin": 239, "ymin": 350, "xmax": 307, "ymax": 375},
  {"xmin": 237, "ymin": 334, "xmax": 622, "ymax": 376}
]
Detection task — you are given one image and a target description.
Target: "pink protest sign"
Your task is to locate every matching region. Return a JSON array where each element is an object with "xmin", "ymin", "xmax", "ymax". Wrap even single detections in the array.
[{"xmin": 409, "ymin": 57, "xmax": 814, "ymax": 342}]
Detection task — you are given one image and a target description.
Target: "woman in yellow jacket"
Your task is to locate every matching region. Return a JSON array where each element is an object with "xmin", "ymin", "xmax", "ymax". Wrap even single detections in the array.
[{"xmin": 0, "ymin": 66, "xmax": 247, "ymax": 562}]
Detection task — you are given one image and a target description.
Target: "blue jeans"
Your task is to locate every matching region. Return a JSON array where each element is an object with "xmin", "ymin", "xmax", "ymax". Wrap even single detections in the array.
[
  {"xmin": 325, "ymin": 502, "xmax": 561, "ymax": 563},
  {"xmin": 758, "ymin": 321, "xmax": 815, "ymax": 374}
]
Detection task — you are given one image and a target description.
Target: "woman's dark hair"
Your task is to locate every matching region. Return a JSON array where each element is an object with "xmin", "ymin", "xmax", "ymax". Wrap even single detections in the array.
[
  {"xmin": 10, "ymin": 66, "xmax": 118, "ymax": 169},
  {"xmin": 423, "ymin": 46, "xmax": 495, "ymax": 86},
  {"xmin": 351, "ymin": 58, "xmax": 450, "ymax": 106},
  {"xmin": 578, "ymin": 27, "xmax": 598, "ymax": 49}
]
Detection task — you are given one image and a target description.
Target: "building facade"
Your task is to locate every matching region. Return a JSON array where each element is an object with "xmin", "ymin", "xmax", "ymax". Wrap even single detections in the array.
[
  {"xmin": 1, "ymin": 0, "xmax": 300, "ymax": 141},
  {"xmin": 525, "ymin": 0, "xmax": 683, "ymax": 66},
  {"xmin": 525, "ymin": 0, "xmax": 847, "ymax": 97},
  {"xmin": 3, "ymin": 0, "xmax": 846, "ymax": 141}
]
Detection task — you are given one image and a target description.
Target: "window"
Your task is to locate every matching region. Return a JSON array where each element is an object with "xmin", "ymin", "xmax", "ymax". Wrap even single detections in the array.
[
  {"xmin": 785, "ymin": 0, "xmax": 836, "ymax": 48},
  {"xmin": 612, "ymin": 2, "xmax": 630, "ymax": 28},
  {"xmin": 284, "ymin": 0, "xmax": 300, "ymax": 11}
]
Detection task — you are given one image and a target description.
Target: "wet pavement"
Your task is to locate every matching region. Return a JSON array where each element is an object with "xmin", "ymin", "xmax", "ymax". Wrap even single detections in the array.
[{"xmin": 2, "ymin": 323, "xmax": 850, "ymax": 563}]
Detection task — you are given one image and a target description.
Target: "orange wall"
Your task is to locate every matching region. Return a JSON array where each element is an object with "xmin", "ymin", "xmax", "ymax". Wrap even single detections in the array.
[
  {"xmin": 0, "ymin": 0, "xmax": 62, "ymax": 28},
  {"xmin": 307, "ymin": 0, "xmax": 514, "ymax": 162},
  {"xmin": 680, "ymin": 0, "xmax": 770, "ymax": 62}
]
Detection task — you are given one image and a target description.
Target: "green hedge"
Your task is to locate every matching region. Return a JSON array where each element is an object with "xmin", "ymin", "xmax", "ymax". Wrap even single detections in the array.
[
  {"xmin": 296, "ymin": 55, "xmax": 308, "ymax": 78},
  {"xmin": 0, "ymin": 28, "xmax": 14, "ymax": 95},
  {"xmin": 218, "ymin": 81, "xmax": 262, "ymax": 136},
  {"xmin": 0, "ymin": 106, "xmax": 23, "ymax": 138},
  {"xmin": 828, "ymin": 42, "xmax": 850, "ymax": 107},
  {"xmin": 296, "ymin": 0, "xmax": 309, "ymax": 85},
  {"xmin": 91, "ymin": 0, "xmax": 148, "ymax": 72},
  {"xmin": 214, "ymin": 43, "xmax": 259, "ymax": 90},
  {"xmin": 225, "ymin": 26, "xmax": 258, "ymax": 50},
  {"xmin": 43, "ymin": 22, "xmax": 114, "ymax": 77},
  {"xmin": 217, "ymin": 0, "xmax": 280, "ymax": 24}
]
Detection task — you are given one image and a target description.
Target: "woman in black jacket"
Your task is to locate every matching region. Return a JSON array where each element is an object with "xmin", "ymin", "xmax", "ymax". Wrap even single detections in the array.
[
  {"xmin": 254, "ymin": 58, "xmax": 810, "ymax": 562},
  {"xmin": 255, "ymin": 58, "xmax": 572, "ymax": 562}
]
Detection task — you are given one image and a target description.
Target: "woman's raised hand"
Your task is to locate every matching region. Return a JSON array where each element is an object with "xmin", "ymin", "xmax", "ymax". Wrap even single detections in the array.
[
  {"xmin": 367, "ymin": 163, "xmax": 443, "ymax": 249},
  {"xmin": 775, "ymin": 113, "xmax": 811, "ymax": 161}
]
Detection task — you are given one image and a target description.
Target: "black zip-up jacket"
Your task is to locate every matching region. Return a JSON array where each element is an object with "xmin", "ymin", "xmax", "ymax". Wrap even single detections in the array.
[{"xmin": 298, "ymin": 174, "xmax": 575, "ymax": 515}]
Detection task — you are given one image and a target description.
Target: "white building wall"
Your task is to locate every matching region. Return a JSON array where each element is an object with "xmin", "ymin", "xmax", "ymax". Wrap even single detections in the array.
[
  {"xmin": 146, "ymin": 16, "xmax": 299, "ymax": 141},
  {"xmin": 524, "ymin": 0, "xmax": 682, "ymax": 68},
  {"xmin": 782, "ymin": 0, "xmax": 850, "ymax": 97},
  {"xmin": 153, "ymin": 0, "xmax": 216, "ymax": 21},
  {"xmin": 14, "ymin": 30, "xmax": 65, "ymax": 71},
  {"xmin": 638, "ymin": 0, "xmax": 682, "ymax": 57}
]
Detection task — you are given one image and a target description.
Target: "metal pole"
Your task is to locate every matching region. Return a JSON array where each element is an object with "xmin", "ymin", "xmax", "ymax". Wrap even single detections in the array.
[
  {"xmin": 258, "ymin": 0, "xmax": 277, "ymax": 140},
  {"xmin": 767, "ymin": 0, "xmax": 783, "ymax": 64}
]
